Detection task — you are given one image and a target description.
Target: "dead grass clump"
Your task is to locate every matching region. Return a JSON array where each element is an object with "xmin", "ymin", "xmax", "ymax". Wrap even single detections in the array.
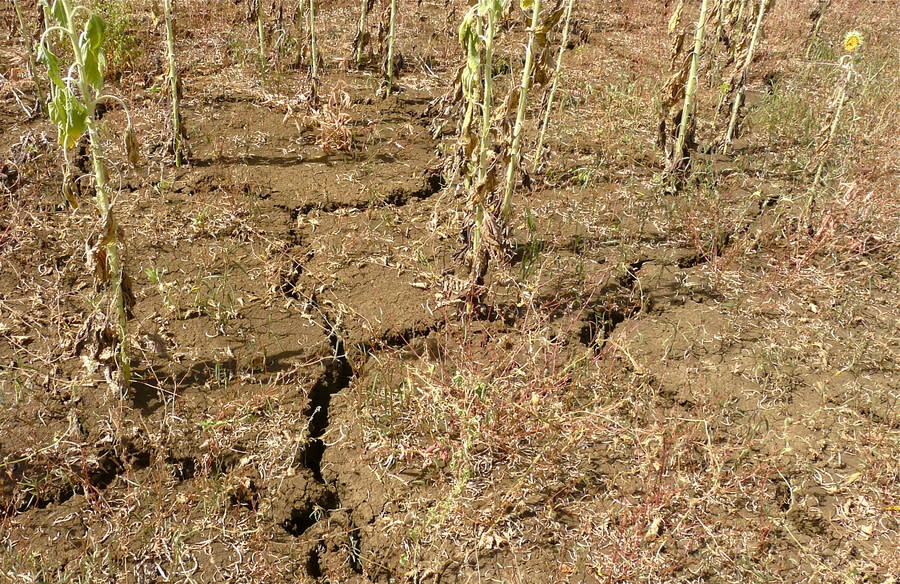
[
  {"xmin": 309, "ymin": 83, "xmax": 355, "ymax": 154},
  {"xmin": 352, "ymin": 302, "xmax": 628, "ymax": 570},
  {"xmin": 794, "ymin": 182, "xmax": 898, "ymax": 270}
]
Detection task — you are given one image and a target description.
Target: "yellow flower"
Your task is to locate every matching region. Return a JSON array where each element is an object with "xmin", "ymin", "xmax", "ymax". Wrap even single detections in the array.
[{"xmin": 843, "ymin": 31, "xmax": 863, "ymax": 52}]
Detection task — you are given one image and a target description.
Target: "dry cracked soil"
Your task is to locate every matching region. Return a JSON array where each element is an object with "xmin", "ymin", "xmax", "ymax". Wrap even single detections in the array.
[{"xmin": 1, "ymin": 1, "xmax": 899, "ymax": 583}]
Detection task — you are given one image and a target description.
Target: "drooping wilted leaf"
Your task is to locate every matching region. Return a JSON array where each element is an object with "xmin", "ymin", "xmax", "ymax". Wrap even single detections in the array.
[
  {"xmin": 49, "ymin": 0, "xmax": 68, "ymax": 28},
  {"xmin": 458, "ymin": 6, "xmax": 478, "ymax": 49},
  {"xmin": 37, "ymin": 43, "xmax": 65, "ymax": 89},
  {"xmin": 48, "ymin": 87, "xmax": 88, "ymax": 149},
  {"xmin": 669, "ymin": 0, "xmax": 685, "ymax": 33},
  {"xmin": 81, "ymin": 14, "xmax": 107, "ymax": 91},
  {"xmin": 86, "ymin": 233, "xmax": 110, "ymax": 286},
  {"xmin": 62, "ymin": 169, "xmax": 79, "ymax": 208}
]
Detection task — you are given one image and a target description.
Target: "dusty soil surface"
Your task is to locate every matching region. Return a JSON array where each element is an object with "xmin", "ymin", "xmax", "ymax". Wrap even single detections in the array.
[{"xmin": 1, "ymin": 1, "xmax": 898, "ymax": 583}]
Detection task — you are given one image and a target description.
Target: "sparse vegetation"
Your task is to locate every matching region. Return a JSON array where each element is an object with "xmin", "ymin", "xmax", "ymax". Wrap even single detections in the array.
[{"xmin": 1, "ymin": 1, "xmax": 898, "ymax": 583}]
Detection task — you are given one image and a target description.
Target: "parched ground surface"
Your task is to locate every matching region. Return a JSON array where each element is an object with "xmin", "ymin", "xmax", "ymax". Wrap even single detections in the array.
[{"xmin": 1, "ymin": 1, "xmax": 899, "ymax": 583}]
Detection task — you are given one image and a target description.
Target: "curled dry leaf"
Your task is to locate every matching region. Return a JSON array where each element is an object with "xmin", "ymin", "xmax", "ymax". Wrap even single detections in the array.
[{"xmin": 124, "ymin": 123, "xmax": 140, "ymax": 167}]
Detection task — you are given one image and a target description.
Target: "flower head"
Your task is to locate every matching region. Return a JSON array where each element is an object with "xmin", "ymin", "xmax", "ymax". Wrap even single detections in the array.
[{"xmin": 843, "ymin": 31, "xmax": 863, "ymax": 53}]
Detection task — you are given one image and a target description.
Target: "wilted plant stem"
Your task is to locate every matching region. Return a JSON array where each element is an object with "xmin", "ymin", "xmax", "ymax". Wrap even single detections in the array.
[
  {"xmin": 13, "ymin": 0, "xmax": 47, "ymax": 114},
  {"xmin": 471, "ymin": 4, "xmax": 497, "ymax": 278},
  {"xmin": 722, "ymin": 0, "xmax": 768, "ymax": 153},
  {"xmin": 43, "ymin": 0, "xmax": 131, "ymax": 390},
  {"xmin": 501, "ymin": 0, "xmax": 542, "ymax": 218},
  {"xmin": 87, "ymin": 123, "xmax": 131, "ymax": 388},
  {"xmin": 807, "ymin": 56, "xmax": 854, "ymax": 216},
  {"xmin": 805, "ymin": 0, "xmax": 832, "ymax": 59},
  {"xmin": 476, "ymin": 9, "xmax": 496, "ymax": 187},
  {"xmin": 354, "ymin": 0, "xmax": 369, "ymax": 67},
  {"xmin": 671, "ymin": 0, "xmax": 709, "ymax": 172},
  {"xmin": 533, "ymin": 0, "xmax": 574, "ymax": 172},
  {"xmin": 385, "ymin": 0, "xmax": 398, "ymax": 95},
  {"xmin": 163, "ymin": 0, "xmax": 186, "ymax": 166},
  {"xmin": 292, "ymin": 3, "xmax": 305, "ymax": 68},
  {"xmin": 308, "ymin": 0, "xmax": 319, "ymax": 81},
  {"xmin": 734, "ymin": 0, "xmax": 749, "ymax": 35},
  {"xmin": 257, "ymin": 2, "xmax": 266, "ymax": 69},
  {"xmin": 713, "ymin": 0, "xmax": 731, "ymax": 52}
]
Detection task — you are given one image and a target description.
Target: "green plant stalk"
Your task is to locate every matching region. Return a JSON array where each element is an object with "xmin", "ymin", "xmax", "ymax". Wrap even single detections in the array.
[
  {"xmin": 48, "ymin": 0, "xmax": 130, "ymax": 389},
  {"xmin": 722, "ymin": 0, "xmax": 768, "ymax": 153},
  {"xmin": 501, "ymin": 0, "xmax": 543, "ymax": 218},
  {"xmin": 533, "ymin": 0, "xmax": 574, "ymax": 172},
  {"xmin": 671, "ymin": 0, "xmax": 709, "ymax": 172},
  {"xmin": 385, "ymin": 0, "xmax": 398, "ymax": 95},
  {"xmin": 163, "ymin": 0, "xmax": 185, "ymax": 166},
  {"xmin": 13, "ymin": 0, "xmax": 47, "ymax": 113},
  {"xmin": 355, "ymin": 0, "xmax": 369, "ymax": 67}
]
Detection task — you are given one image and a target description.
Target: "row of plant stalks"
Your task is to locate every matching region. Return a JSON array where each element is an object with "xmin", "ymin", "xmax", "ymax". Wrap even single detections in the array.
[{"xmin": 7, "ymin": 0, "xmax": 867, "ymax": 393}]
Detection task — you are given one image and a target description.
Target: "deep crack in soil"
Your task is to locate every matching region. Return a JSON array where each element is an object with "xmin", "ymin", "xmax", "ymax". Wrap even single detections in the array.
[{"xmin": 302, "ymin": 314, "xmax": 354, "ymax": 484}]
